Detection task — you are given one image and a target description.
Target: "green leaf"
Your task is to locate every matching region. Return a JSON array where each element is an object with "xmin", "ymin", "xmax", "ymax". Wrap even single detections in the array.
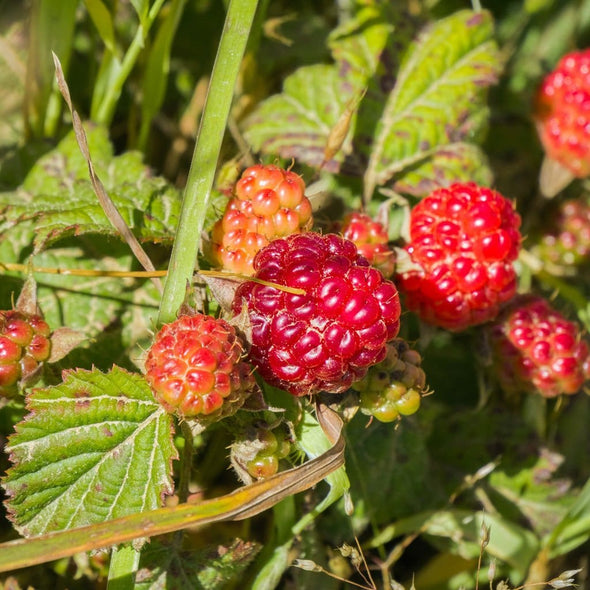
[
  {"xmin": 545, "ymin": 476, "xmax": 590, "ymax": 557},
  {"xmin": 344, "ymin": 414, "xmax": 437, "ymax": 526},
  {"xmin": 364, "ymin": 10, "xmax": 501, "ymax": 197},
  {"xmin": 130, "ymin": 0, "xmax": 149, "ymax": 25},
  {"xmin": 84, "ymin": 0, "xmax": 117, "ymax": 55},
  {"xmin": 0, "ymin": 127, "xmax": 181, "ymax": 250},
  {"xmin": 391, "ymin": 142, "xmax": 493, "ymax": 197},
  {"xmin": 2, "ymin": 367, "xmax": 177, "ymax": 537},
  {"xmin": 139, "ymin": 0, "xmax": 187, "ymax": 150},
  {"xmin": 370, "ymin": 509, "xmax": 539, "ymax": 577},
  {"xmin": 136, "ymin": 537, "xmax": 261, "ymax": 590},
  {"xmin": 242, "ymin": 64, "xmax": 362, "ymax": 174}
]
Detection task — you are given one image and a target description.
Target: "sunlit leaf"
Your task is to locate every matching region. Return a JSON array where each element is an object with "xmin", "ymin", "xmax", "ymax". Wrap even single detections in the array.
[{"xmin": 3, "ymin": 367, "xmax": 177, "ymax": 537}]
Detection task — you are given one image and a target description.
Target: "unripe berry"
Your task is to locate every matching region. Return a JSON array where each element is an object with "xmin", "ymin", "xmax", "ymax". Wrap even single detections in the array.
[
  {"xmin": 145, "ymin": 313, "xmax": 256, "ymax": 419},
  {"xmin": 209, "ymin": 164, "xmax": 313, "ymax": 275}
]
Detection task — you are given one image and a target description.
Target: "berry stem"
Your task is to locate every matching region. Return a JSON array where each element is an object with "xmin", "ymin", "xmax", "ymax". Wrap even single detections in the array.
[
  {"xmin": 106, "ymin": 544, "xmax": 141, "ymax": 590},
  {"xmin": 157, "ymin": 0, "xmax": 259, "ymax": 325}
]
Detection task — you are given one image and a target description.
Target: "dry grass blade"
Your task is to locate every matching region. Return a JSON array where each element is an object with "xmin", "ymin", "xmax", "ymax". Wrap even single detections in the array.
[
  {"xmin": 0, "ymin": 407, "xmax": 345, "ymax": 572},
  {"xmin": 52, "ymin": 52, "xmax": 163, "ymax": 294}
]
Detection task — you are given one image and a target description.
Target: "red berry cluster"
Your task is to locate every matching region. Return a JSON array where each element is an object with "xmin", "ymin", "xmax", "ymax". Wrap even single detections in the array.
[
  {"xmin": 209, "ymin": 164, "xmax": 313, "ymax": 275},
  {"xmin": 0, "ymin": 310, "xmax": 51, "ymax": 396},
  {"xmin": 397, "ymin": 182, "xmax": 522, "ymax": 331},
  {"xmin": 535, "ymin": 49, "xmax": 590, "ymax": 177},
  {"xmin": 340, "ymin": 212, "xmax": 395, "ymax": 277},
  {"xmin": 353, "ymin": 338, "xmax": 426, "ymax": 423},
  {"xmin": 145, "ymin": 313, "xmax": 255, "ymax": 419},
  {"xmin": 488, "ymin": 295, "xmax": 590, "ymax": 398},
  {"xmin": 232, "ymin": 232, "xmax": 401, "ymax": 396}
]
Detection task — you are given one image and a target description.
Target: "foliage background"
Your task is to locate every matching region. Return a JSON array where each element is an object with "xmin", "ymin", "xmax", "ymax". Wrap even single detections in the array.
[{"xmin": 0, "ymin": 1, "xmax": 590, "ymax": 589}]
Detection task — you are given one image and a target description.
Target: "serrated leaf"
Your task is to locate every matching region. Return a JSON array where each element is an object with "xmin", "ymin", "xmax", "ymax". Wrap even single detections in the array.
[
  {"xmin": 391, "ymin": 142, "xmax": 493, "ymax": 197},
  {"xmin": 0, "ymin": 127, "xmax": 181, "ymax": 250},
  {"xmin": 136, "ymin": 537, "xmax": 261, "ymax": 590},
  {"xmin": 2, "ymin": 366, "xmax": 176, "ymax": 537},
  {"xmin": 242, "ymin": 65, "xmax": 362, "ymax": 174},
  {"xmin": 344, "ymin": 414, "xmax": 437, "ymax": 525},
  {"xmin": 364, "ymin": 10, "xmax": 501, "ymax": 197}
]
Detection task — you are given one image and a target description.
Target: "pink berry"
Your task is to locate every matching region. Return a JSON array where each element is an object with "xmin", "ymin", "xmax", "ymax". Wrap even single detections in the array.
[{"xmin": 488, "ymin": 295, "xmax": 590, "ymax": 397}]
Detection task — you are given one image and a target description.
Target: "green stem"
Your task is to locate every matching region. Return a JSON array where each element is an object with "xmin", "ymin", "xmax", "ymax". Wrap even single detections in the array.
[
  {"xmin": 178, "ymin": 421, "xmax": 195, "ymax": 503},
  {"xmin": 92, "ymin": 0, "xmax": 167, "ymax": 126},
  {"xmin": 157, "ymin": 0, "xmax": 259, "ymax": 325},
  {"xmin": 107, "ymin": 545, "xmax": 141, "ymax": 590}
]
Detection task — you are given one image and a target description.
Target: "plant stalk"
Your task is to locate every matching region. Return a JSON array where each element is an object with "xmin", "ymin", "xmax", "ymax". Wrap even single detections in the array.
[
  {"xmin": 107, "ymin": 545, "xmax": 141, "ymax": 590},
  {"xmin": 157, "ymin": 0, "xmax": 259, "ymax": 325}
]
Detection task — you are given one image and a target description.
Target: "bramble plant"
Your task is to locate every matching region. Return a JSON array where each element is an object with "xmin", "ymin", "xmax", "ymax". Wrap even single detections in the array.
[{"xmin": 1, "ymin": 1, "xmax": 590, "ymax": 590}]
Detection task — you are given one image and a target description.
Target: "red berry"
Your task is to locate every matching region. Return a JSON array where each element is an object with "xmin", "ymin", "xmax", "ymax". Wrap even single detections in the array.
[
  {"xmin": 145, "ymin": 313, "xmax": 256, "ymax": 419},
  {"xmin": 232, "ymin": 233, "xmax": 401, "ymax": 396},
  {"xmin": 535, "ymin": 50, "xmax": 590, "ymax": 177},
  {"xmin": 396, "ymin": 183, "xmax": 522, "ymax": 331},
  {"xmin": 340, "ymin": 212, "xmax": 395, "ymax": 278},
  {"xmin": 209, "ymin": 164, "xmax": 313, "ymax": 275},
  {"xmin": 0, "ymin": 310, "xmax": 52, "ymax": 396},
  {"xmin": 533, "ymin": 199, "xmax": 590, "ymax": 267},
  {"xmin": 488, "ymin": 295, "xmax": 590, "ymax": 398}
]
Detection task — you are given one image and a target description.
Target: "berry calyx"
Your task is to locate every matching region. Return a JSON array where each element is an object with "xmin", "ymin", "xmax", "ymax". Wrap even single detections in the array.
[
  {"xmin": 0, "ymin": 310, "xmax": 52, "ymax": 396},
  {"xmin": 209, "ymin": 164, "xmax": 313, "ymax": 275},
  {"xmin": 353, "ymin": 338, "xmax": 426, "ymax": 423},
  {"xmin": 396, "ymin": 183, "xmax": 522, "ymax": 331},
  {"xmin": 339, "ymin": 212, "xmax": 395, "ymax": 278},
  {"xmin": 144, "ymin": 313, "xmax": 255, "ymax": 419},
  {"xmin": 535, "ymin": 49, "xmax": 590, "ymax": 177},
  {"xmin": 487, "ymin": 295, "xmax": 590, "ymax": 398},
  {"xmin": 232, "ymin": 233, "xmax": 401, "ymax": 396}
]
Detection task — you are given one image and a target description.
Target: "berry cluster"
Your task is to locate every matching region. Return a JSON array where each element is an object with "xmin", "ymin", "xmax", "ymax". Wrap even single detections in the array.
[
  {"xmin": 488, "ymin": 295, "xmax": 590, "ymax": 398},
  {"xmin": 339, "ymin": 212, "xmax": 395, "ymax": 277},
  {"xmin": 533, "ymin": 198, "xmax": 590, "ymax": 268},
  {"xmin": 145, "ymin": 313, "xmax": 255, "ymax": 419},
  {"xmin": 0, "ymin": 310, "xmax": 52, "ymax": 396},
  {"xmin": 353, "ymin": 338, "xmax": 426, "ymax": 422},
  {"xmin": 232, "ymin": 232, "xmax": 401, "ymax": 396},
  {"xmin": 397, "ymin": 182, "xmax": 522, "ymax": 331},
  {"xmin": 231, "ymin": 423, "xmax": 292, "ymax": 483},
  {"xmin": 535, "ymin": 49, "xmax": 590, "ymax": 177},
  {"xmin": 209, "ymin": 164, "xmax": 313, "ymax": 275}
]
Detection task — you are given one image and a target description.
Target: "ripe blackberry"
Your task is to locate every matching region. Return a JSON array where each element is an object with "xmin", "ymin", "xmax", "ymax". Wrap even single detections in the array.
[
  {"xmin": 396, "ymin": 183, "xmax": 522, "ymax": 331},
  {"xmin": 533, "ymin": 199, "xmax": 590, "ymax": 268},
  {"xmin": 535, "ymin": 49, "xmax": 590, "ymax": 178},
  {"xmin": 488, "ymin": 295, "xmax": 590, "ymax": 397},
  {"xmin": 340, "ymin": 212, "xmax": 395, "ymax": 278},
  {"xmin": 209, "ymin": 164, "xmax": 313, "ymax": 275},
  {"xmin": 232, "ymin": 233, "xmax": 401, "ymax": 396},
  {"xmin": 0, "ymin": 310, "xmax": 51, "ymax": 396},
  {"xmin": 353, "ymin": 338, "xmax": 426, "ymax": 422},
  {"xmin": 145, "ymin": 313, "xmax": 255, "ymax": 419}
]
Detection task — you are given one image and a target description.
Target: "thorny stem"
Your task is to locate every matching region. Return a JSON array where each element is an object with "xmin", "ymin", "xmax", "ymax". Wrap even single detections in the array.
[{"xmin": 157, "ymin": 0, "xmax": 259, "ymax": 325}]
